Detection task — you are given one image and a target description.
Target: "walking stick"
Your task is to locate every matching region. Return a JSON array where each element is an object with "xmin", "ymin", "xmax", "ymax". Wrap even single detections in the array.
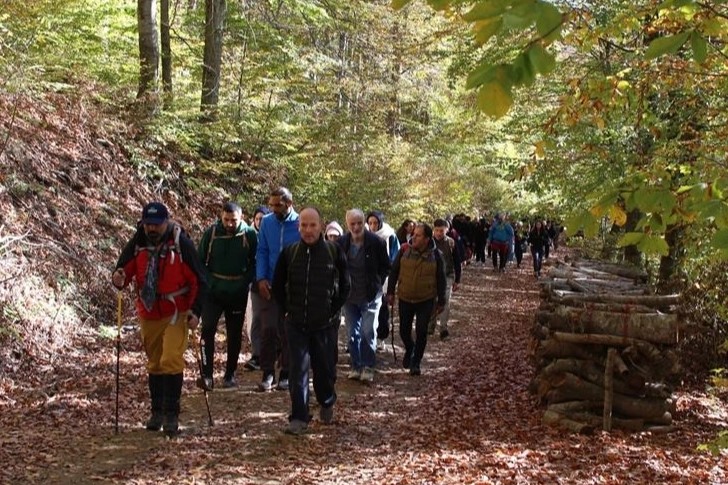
[
  {"xmin": 390, "ymin": 301, "xmax": 397, "ymax": 363},
  {"xmin": 115, "ymin": 291, "xmax": 122, "ymax": 435},
  {"xmin": 192, "ymin": 332, "xmax": 214, "ymax": 426}
]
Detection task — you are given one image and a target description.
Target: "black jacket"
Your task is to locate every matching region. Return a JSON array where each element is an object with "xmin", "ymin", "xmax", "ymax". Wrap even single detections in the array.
[
  {"xmin": 272, "ymin": 236, "xmax": 351, "ymax": 331},
  {"xmin": 337, "ymin": 231, "xmax": 391, "ymax": 302}
]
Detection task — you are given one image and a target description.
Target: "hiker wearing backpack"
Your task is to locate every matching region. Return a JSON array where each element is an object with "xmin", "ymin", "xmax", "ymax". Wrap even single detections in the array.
[
  {"xmin": 243, "ymin": 205, "xmax": 271, "ymax": 372},
  {"xmin": 198, "ymin": 202, "xmax": 257, "ymax": 389},
  {"xmin": 366, "ymin": 210, "xmax": 400, "ymax": 351},
  {"xmin": 340, "ymin": 209, "xmax": 391, "ymax": 383},
  {"xmin": 271, "ymin": 207, "xmax": 351, "ymax": 435},
  {"xmin": 255, "ymin": 187, "xmax": 300, "ymax": 392},
  {"xmin": 428, "ymin": 218, "xmax": 461, "ymax": 340},
  {"xmin": 112, "ymin": 202, "xmax": 207, "ymax": 437},
  {"xmin": 488, "ymin": 213, "xmax": 514, "ymax": 273},
  {"xmin": 387, "ymin": 223, "xmax": 447, "ymax": 376}
]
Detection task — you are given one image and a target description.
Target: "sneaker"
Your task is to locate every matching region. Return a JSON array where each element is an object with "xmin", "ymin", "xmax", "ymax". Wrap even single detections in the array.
[
  {"xmin": 276, "ymin": 371, "xmax": 289, "ymax": 391},
  {"xmin": 196, "ymin": 376, "xmax": 214, "ymax": 391},
  {"xmin": 439, "ymin": 329, "xmax": 449, "ymax": 340},
  {"xmin": 402, "ymin": 349, "xmax": 412, "ymax": 369},
  {"xmin": 257, "ymin": 373, "xmax": 274, "ymax": 392},
  {"xmin": 284, "ymin": 419, "xmax": 308, "ymax": 435},
  {"xmin": 360, "ymin": 367, "xmax": 375, "ymax": 383},
  {"xmin": 319, "ymin": 405, "xmax": 334, "ymax": 424},
  {"xmin": 409, "ymin": 364, "xmax": 421, "ymax": 376},
  {"xmin": 243, "ymin": 356, "xmax": 260, "ymax": 371},
  {"xmin": 347, "ymin": 369, "xmax": 361, "ymax": 380},
  {"xmin": 223, "ymin": 376, "xmax": 238, "ymax": 389}
]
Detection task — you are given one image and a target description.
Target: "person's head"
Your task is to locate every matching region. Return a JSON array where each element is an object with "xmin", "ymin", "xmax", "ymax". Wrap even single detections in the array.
[
  {"xmin": 411, "ymin": 223, "xmax": 432, "ymax": 251},
  {"xmin": 534, "ymin": 220, "xmax": 543, "ymax": 230},
  {"xmin": 400, "ymin": 219, "xmax": 415, "ymax": 235},
  {"xmin": 299, "ymin": 207, "xmax": 323, "ymax": 245},
  {"xmin": 141, "ymin": 202, "xmax": 169, "ymax": 244},
  {"xmin": 433, "ymin": 218, "xmax": 448, "ymax": 241},
  {"xmin": 268, "ymin": 187, "xmax": 293, "ymax": 221},
  {"xmin": 252, "ymin": 205, "xmax": 270, "ymax": 231},
  {"xmin": 221, "ymin": 202, "xmax": 243, "ymax": 235},
  {"xmin": 366, "ymin": 211, "xmax": 383, "ymax": 232},
  {"xmin": 325, "ymin": 221, "xmax": 343, "ymax": 242},
  {"xmin": 346, "ymin": 209, "xmax": 366, "ymax": 240}
]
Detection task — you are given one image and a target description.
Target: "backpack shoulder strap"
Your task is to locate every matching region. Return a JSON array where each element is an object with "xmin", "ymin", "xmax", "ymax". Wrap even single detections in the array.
[{"xmin": 205, "ymin": 224, "xmax": 217, "ymax": 266}]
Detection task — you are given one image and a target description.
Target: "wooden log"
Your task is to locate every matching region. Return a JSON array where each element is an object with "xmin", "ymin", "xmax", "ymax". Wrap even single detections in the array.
[
  {"xmin": 550, "ymin": 291, "xmax": 679, "ymax": 310},
  {"xmin": 612, "ymin": 353, "xmax": 646, "ymax": 391},
  {"xmin": 534, "ymin": 339, "xmax": 602, "ymax": 362},
  {"xmin": 544, "ymin": 372, "xmax": 670, "ymax": 419},
  {"xmin": 553, "ymin": 301, "xmax": 657, "ymax": 314},
  {"xmin": 604, "ymin": 349, "xmax": 616, "ymax": 431},
  {"xmin": 550, "ymin": 266, "xmax": 636, "ymax": 283},
  {"xmin": 571, "ymin": 260, "xmax": 648, "ymax": 281},
  {"xmin": 571, "ymin": 412, "xmax": 645, "ymax": 432},
  {"xmin": 547, "ymin": 401, "xmax": 602, "ymax": 414},
  {"xmin": 538, "ymin": 306, "xmax": 679, "ymax": 345},
  {"xmin": 542, "ymin": 410, "xmax": 594, "ymax": 434},
  {"xmin": 541, "ymin": 359, "xmax": 643, "ymax": 396}
]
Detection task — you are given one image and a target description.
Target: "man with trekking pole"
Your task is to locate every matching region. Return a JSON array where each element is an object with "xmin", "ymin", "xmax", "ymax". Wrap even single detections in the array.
[{"xmin": 112, "ymin": 202, "xmax": 207, "ymax": 437}]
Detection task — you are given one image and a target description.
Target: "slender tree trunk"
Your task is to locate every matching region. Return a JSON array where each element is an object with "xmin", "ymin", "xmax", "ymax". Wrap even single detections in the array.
[
  {"xmin": 137, "ymin": 0, "xmax": 159, "ymax": 98},
  {"xmin": 201, "ymin": 0, "xmax": 226, "ymax": 119},
  {"xmin": 160, "ymin": 0, "xmax": 172, "ymax": 97},
  {"xmin": 658, "ymin": 223, "xmax": 686, "ymax": 293},
  {"xmin": 622, "ymin": 208, "xmax": 643, "ymax": 266}
]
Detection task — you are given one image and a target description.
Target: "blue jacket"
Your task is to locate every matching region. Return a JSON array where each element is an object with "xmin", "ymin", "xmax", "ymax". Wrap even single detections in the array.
[
  {"xmin": 256, "ymin": 209, "xmax": 300, "ymax": 282},
  {"xmin": 489, "ymin": 220, "xmax": 514, "ymax": 244}
]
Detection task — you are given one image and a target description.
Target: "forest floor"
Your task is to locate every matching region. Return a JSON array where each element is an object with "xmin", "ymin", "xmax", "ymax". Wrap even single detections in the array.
[{"xmin": 1, "ymin": 256, "xmax": 727, "ymax": 484}]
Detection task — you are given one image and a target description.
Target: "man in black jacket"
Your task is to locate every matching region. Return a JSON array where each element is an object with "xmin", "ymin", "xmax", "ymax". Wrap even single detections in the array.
[
  {"xmin": 272, "ymin": 207, "xmax": 351, "ymax": 435},
  {"xmin": 339, "ymin": 209, "xmax": 390, "ymax": 383}
]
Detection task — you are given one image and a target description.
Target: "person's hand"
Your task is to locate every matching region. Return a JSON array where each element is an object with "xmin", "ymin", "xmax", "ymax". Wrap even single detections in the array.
[
  {"xmin": 112, "ymin": 268, "xmax": 125, "ymax": 289},
  {"xmin": 452, "ymin": 282, "xmax": 459, "ymax": 292},
  {"xmin": 187, "ymin": 313, "xmax": 200, "ymax": 331},
  {"xmin": 258, "ymin": 280, "xmax": 271, "ymax": 300},
  {"xmin": 386, "ymin": 294, "xmax": 395, "ymax": 306},
  {"xmin": 435, "ymin": 304, "xmax": 444, "ymax": 315}
]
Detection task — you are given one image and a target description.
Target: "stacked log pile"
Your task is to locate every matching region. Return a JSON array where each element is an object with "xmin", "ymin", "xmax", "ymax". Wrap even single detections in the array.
[{"xmin": 529, "ymin": 259, "xmax": 681, "ymax": 434}]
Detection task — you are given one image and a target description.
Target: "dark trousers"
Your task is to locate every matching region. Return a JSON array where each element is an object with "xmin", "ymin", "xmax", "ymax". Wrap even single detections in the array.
[
  {"xmin": 398, "ymin": 298, "xmax": 434, "ymax": 366},
  {"xmin": 377, "ymin": 293, "xmax": 389, "ymax": 340},
  {"xmin": 260, "ymin": 295, "xmax": 288, "ymax": 377},
  {"xmin": 515, "ymin": 242, "xmax": 524, "ymax": 266},
  {"xmin": 532, "ymin": 247, "xmax": 544, "ymax": 274},
  {"xmin": 286, "ymin": 321, "xmax": 338, "ymax": 423},
  {"xmin": 475, "ymin": 242, "xmax": 486, "ymax": 262},
  {"xmin": 201, "ymin": 292, "xmax": 249, "ymax": 379},
  {"xmin": 490, "ymin": 241, "xmax": 508, "ymax": 270}
]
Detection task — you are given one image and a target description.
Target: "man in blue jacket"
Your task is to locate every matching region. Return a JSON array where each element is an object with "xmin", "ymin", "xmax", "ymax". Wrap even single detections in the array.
[{"xmin": 255, "ymin": 187, "xmax": 300, "ymax": 392}]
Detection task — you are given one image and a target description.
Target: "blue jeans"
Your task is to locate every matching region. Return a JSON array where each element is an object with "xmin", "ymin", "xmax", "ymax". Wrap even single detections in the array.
[
  {"xmin": 286, "ymin": 321, "xmax": 338, "ymax": 423},
  {"xmin": 399, "ymin": 298, "xmax": 434, "ymax": 366},
  {"xmin": 531, "ymin": 247, "xmax": 544, "ymax": 274},
  {"xmin": 344, "ymin": 295, "xmax": 382, "ymax": 370}
]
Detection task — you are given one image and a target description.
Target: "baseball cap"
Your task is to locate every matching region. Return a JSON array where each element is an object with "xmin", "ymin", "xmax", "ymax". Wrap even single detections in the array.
[{"xmin": 141, "ymin": 202, "xmax": 169, "ymax": 224}]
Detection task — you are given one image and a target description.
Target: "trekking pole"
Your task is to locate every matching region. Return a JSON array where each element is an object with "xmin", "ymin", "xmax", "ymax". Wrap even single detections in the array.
[
  {"xmin": 192, "ymin": 331, "xmax": 214, "ymax": 426},
  {"xmin": 115, "ymin": 291, "xmax": 122, "ymax": 435},
  {"xmin": 390, "ymin": 301, "xmax": 397, "ymax": 364}
]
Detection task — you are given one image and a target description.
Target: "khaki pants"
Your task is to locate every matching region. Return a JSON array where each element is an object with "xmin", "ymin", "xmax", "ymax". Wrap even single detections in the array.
[{"xmin": 140, "ymin": 315, "xmax": 189, "ymax": 374}]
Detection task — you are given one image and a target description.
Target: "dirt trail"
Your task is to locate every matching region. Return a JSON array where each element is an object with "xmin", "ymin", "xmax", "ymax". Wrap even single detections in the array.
[{"xmin": 1, "ymin": 258, "xmax": 726, "ymax": 484}]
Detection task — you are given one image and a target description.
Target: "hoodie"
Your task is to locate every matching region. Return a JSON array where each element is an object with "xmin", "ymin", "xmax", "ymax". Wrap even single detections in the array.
[{"xmin": 367, "ymin": 210, "xmax": 401, "ymax": 263}]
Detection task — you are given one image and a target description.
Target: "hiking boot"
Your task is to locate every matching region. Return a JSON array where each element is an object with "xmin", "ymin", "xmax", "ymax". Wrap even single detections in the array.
[
  {"xmin": 285, "ymin": 419, "xmax": 308, "ymax": 435},
  {"xmin": 319, "ymin": 405, "xmax": 334, "ymax": 425},
  {"xmin": 257, "ymin": 373, "xmax": 274, "ymax": 392},
  {"xmin": 402, "ymin": 349, "xmax": 412, "ymax": 369},
  {"xmin": 276, "ymin": 371, "xmax": 289, "ymax": 391},
  {"xmin": 360, "ymin": 367, "xmax": 375, "ymax": 383},
  {"xmin": 163, "ymin": 414, "xmax": 180, "ymax": 437},
  {"xmin": 409, "ymin": 364, "xmax": 421, "ymax": 376},
  {"xmin": 347, "ymin": 369, "xmax": 361, "ymax": 380},
  {"xmin": 439, "ymin": 329, "xmax": 449, "ymax": 340},
  {"xmin": 223, "ymin": 376, "xmax": 238, "ymax": 389},
  {"xmin": 145, "ymin": 412, "xmax": 163, "ymax": 431},
  {"xmin": 243, "ymin": 355, "xmax": 261, "ymax": 371},
  {"xmin": 163, "ymin": 373, "xmax": 182, "ymax": 438}
]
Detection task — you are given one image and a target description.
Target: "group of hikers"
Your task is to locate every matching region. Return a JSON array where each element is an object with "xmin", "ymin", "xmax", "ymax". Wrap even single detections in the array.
[{"xmin": 110, "ymin": 187, "xmax": 561, "ymax": 436}]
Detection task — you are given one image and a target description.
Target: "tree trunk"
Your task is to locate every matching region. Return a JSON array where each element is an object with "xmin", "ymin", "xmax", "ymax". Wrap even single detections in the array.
[
  {"xmin": 623, "ymin": 208, "xmax": 643, "ymax": 266},
  {"xmin": 200, "ymin": 0, "xmax": 226, "ymax": 118},
  {"xmin": 160, "ymin": 0, "xmax": 172, "ymax": 96},
  {"xmin": 550, "ymin": 291, "xmax": 679, "ymax": 310},
  {"xmin": 658, "ymin": 222, "xmax": 687, "ymax": 293},
  {"xmin": 137, "ymin": 0, "xmax": 159, "ymax": 98}
]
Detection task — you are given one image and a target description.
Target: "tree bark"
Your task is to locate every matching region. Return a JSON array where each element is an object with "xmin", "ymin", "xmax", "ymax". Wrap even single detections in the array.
[
  {"xmin": 160, "ymin": 0, "xmax": 172, "ymax": 96},
  {"xmin": 550, "ymin": 291, "xmax": 679, "ymax": 309},
  {"xmin": 137, "ymin": 0, "xmax": 159, "ymax": 98},
  {"xmin": 200, "ymin": 0, "xmax": 226, "ymax": 118},
  {"xmin": 604, "ymin": 349, "xmax": 616, "ymax": 431},
  {"xmin": 542, "ymin": 410, "xmax": 594, "ymax": 434}
]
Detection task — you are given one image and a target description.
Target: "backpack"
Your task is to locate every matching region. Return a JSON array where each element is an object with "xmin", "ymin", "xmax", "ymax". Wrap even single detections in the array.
[
  {"xmin": 134, "ymin": 221, "xmax": 186, "ymax": 264},
  {"xmin": 204, "ymin": 223, "xmax": 249, "ymax": 267}
]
